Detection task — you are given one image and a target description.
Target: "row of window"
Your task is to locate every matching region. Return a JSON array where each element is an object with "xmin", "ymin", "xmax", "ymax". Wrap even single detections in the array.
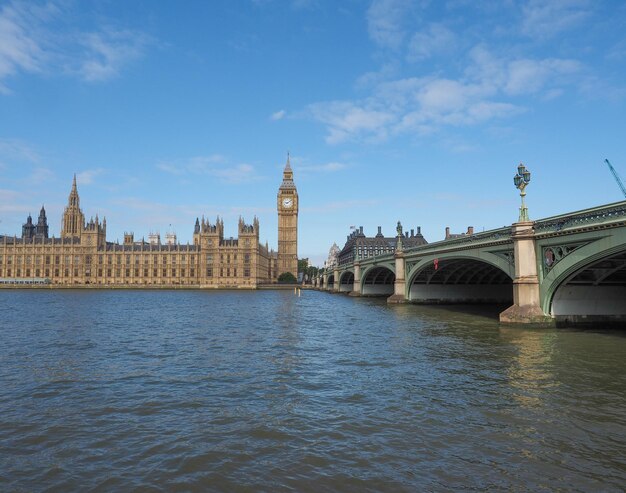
[
  {"xmin": 0, "ymin": 266, "xmax": 254, "ymax": 278},
  {"xmin": 206, "ymin": 254, "xmax": 252, "ymax": 263},
  {"xmin": 0, "ymin": 253, "xmax": 257, "ymax": 266},
  {"xmin": 356, "ymin": 247, "xmax": 394, "ymax": 256}
]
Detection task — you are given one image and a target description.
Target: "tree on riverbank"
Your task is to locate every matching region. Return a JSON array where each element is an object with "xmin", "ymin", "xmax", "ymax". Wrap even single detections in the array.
[{"xmin": 278, "ymin": 272, "xmax": 297, "ymax": 283}]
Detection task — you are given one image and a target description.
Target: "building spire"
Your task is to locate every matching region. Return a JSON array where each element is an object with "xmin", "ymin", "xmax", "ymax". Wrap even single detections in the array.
[
  {"xmin": 280, "ymin": 152, "xmax": 295, "ymax": 190},
  {"xmin": 61, "ymin": 174, "xmax": 84, "ymax": 238}
]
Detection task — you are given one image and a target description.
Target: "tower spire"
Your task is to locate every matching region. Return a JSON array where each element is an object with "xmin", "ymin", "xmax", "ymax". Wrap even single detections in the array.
[
  {"xmin": 280, "ymin": 153, "xmax": 295, "ymax": 189},
  {"xmin": 61, "ymin": 174, "xmax": 85, "ymax": 238}
]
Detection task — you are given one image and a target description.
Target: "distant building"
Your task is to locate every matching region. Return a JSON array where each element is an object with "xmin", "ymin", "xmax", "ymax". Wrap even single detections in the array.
[
  {"xmin": 338, "ymin": 225, "xmax": 427, "ymax": 266},
  {"xmin": 148, "ymin": 232, "xmax": 161, "ymax": 245},
  {"xmin": 0, "ymin": 159, "xmax": 298, "ymax": 287},
  {"xmin": 326, "ymin": 242, "xmax": 340, "ymax": 270},
  {"xmin": 22, "ymin": 206, "xmax": 49, "ymax": 241},
  {"xmin": 165, "ymin": 232, "xmax": 177, "ymax": 246},
  {"xmin": 445, "ymin": 226, "xmax": 474, "ymax": 240}
]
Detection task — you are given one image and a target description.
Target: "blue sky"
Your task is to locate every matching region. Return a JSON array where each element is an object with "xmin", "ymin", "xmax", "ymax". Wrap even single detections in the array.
[{"xmin": 1, "ymin": 0, "xmax": 625, "ymax": 266}]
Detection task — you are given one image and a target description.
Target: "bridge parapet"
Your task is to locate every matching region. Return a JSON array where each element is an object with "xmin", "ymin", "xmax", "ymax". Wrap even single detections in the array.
[
  {"xmin": 404, "ymin": 226, "xmax": 513, "ymax": 254},
  {"xmin": 534, "ymin": 201, "xmax": 626, "ymax": 235}
]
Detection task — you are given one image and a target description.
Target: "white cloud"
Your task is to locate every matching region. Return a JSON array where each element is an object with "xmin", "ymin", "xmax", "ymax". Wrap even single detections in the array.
[
  {"xmin": 158, "ymin": 155, "xmax": 225, "ymax": 175},
  {"xmin": 407, "ymin": 23, "xmax": 456, "ymax": 62},
  {"xmin": 0, "ymin": 138, "xmax": 40, "ymax": 163},
  {"xmin": 270, "ymin": 109, "xmax": 286, "ymax": 121},
  {"xmin": 76, "ymin": 29, "xmax": 150, "ymax": 82},
  {"xmin": 299, "ymin": 162, "xmax": 348, "ymax": 173},
  {"xmin": 252, "ymin": 0, "xmax": 317, "ymax": 8},
  {"xmin": 0, "ymin": 1, "xmax": 150, "ymax": 92},
  {"xmin": 156, "ymin": 162, "xmax": 183, "ymax": 175},
  {"xmin": 306, "ymin": 38, "xmax": 587, "ymax": 144},
  {"xmin": 209, "ymin": 163, "xmax": 259, "ymax": 184},
  {"xmin": 0, "ymin": 1, "xmax": 53, "ymax": 93},
  {"xmin": 29, "ymin": 167, "xmax": 54, "ymax": 184},
  {"xmin": 521, "ymin": 0, "xmax": 590, "ymax": 38},
  {"xmin": 504, "ymin": 58, "xmax": 581, "ymax": 95},
  {"xmin": 76, "ymin": 168, "xmax": 105, "ymax": 185},
  {"xmin": 366, "ymin": 0, "xmax": 413, "ymax": 50},
  {"xmin": 0, "ymin": 188, "xmax": 29, "ymax": 214},
  {"xmin": 355, "ymin": 62, "xmax": 399, "ymax": 90},
  {"xmin": 308, "ymin": 101, "xmax": 394, "ymax": 144},
  {"xmin": 156, "ymin": 155, "xmax": 259, "ymax": 184},
  {"xmin": 186, "ymin": 154, "xmax": 226, "ymax": 173}
]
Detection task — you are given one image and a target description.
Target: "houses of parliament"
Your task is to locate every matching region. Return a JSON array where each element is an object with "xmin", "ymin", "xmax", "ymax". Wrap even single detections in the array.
[{"xmin": 0, "ymin": 159, "xmax": 299, "ymax": 287}]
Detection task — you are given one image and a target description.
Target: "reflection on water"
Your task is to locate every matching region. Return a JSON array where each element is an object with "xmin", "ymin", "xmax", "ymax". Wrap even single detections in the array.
[{"xmin": 0, "ymin": 290, "xmax": 625, "ymax": 491}]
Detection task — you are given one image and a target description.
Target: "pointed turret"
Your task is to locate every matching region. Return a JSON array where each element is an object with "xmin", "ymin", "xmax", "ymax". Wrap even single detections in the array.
[
  {"xmin": 279, "ymin": 153, "xmax": 296, "ymax": 190},
  {"xmin": 69, "ymin": 174, "xmax": 79, "ymax": 206},
  {"xmin": 61, "ymin": 175, "xmax": 85, "ymax": 238},
  {"xmin": 34, "ymin": 205, "xmax": 49, "ymax": 238},
  {"xmin": 22, "ymin": 213, "xmax": 35, "ymax": 239}
]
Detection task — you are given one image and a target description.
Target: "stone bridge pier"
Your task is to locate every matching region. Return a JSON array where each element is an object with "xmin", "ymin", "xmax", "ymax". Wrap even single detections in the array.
[
  {"xmin": 349, "ymin": 261, "xmax": 361, "ymax": 297},
  {"xmin": 499, "ymin": 221, "xmax": 551, "ymax": 324},
  {"xmin": 387, "ymin": 250, "xmax": 406, "ymax": 304}
]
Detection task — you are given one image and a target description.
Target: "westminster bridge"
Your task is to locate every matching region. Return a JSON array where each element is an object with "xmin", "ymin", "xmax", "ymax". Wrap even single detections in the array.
[{"xmin": 313, "ymin": 201, "xmax": 626, "ymax": 325}]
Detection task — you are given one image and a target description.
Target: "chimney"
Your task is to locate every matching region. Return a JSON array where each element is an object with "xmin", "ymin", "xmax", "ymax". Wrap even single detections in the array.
[
  {"xmin": 467, "ymin": 226, "xmax": 474, "ymax": 235},
  {"xmin": 410, "ymin": 229, "xmax": 414, "ymax": 237},
  {"xmin": 445, "ymin": 227, "xmax": 450, "ymax": 239},
  {"xmin": 417, "ymin": 226, "xmax": 421, "ymax": 235},
  {"xmin": 360, "ymin": 226, "xmax": 363, "ymax": 235},
  {"xmin": 377, "ymin": 226, "xmax": 381, "ymax": 235}
]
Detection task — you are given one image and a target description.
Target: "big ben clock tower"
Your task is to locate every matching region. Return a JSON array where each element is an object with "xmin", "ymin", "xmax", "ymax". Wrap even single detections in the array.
[{"xmin": 277, "ymin": 155, "xmax": 298, "ymax": 279}]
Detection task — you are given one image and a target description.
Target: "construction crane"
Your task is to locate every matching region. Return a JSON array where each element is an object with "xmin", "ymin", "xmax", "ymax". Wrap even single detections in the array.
[{"xmin": 603, "ymin": 159, "xmax": 626, "ymax": 198}]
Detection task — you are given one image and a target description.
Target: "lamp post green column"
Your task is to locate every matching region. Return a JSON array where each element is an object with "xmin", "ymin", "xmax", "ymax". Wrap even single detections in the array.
[{"xmin": 500, "ymin": 163, "xmax": 553, "ymax": 325}]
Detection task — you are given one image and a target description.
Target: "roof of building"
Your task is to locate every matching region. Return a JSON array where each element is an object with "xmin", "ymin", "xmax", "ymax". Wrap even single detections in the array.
[
  {"xmin": 279, "ymin": 155, "xmax": 297, "ymax": 190},
  {"xmin": 338, "ymin": 226, "xmax": 427, "ymax": 259}
]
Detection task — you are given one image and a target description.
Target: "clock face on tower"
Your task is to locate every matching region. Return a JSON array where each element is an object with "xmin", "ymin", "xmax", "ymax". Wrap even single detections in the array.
[{"xmin": 282, "ymin": 197, "xmax": 293, "ymax": 208}]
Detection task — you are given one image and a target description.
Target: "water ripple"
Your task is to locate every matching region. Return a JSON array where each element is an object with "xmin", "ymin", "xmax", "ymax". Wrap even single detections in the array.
[{"xmin": 0, "ymin": 290, "xmax": 625, "ymax": 491}]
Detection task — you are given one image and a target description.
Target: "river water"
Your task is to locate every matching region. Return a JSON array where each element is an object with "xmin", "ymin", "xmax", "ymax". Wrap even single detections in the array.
[{"xmin": 0, "ymin": 290, "xmax": 625, "ymax": 492}]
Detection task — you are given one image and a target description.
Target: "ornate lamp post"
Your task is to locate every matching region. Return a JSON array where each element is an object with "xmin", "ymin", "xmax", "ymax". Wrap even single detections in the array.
[{"xmin": 514, "ymin": 163, "xmax": 531, "ymax": 222}]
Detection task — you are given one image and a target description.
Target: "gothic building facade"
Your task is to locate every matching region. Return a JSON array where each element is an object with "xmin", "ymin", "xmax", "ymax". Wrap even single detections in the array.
[
  {"xmin": 337, "ymin": 225, "xmax": 427, "ymax": 266},
  {"xmin": 0, "ymin": 159, "xmax": 298, "ymax": 287}
]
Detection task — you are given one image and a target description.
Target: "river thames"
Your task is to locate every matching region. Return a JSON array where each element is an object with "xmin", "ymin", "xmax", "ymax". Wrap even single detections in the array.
[{"xmin": 0, "ymin": 290, "xmax": 625, "ymax": 491}]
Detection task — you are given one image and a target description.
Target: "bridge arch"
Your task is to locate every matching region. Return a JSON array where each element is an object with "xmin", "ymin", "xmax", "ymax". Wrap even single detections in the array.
[
  {"xmin": 326, "ymin": 273, "xmax": 335, "ymax": 290},
  {"xmin": 360, "ymin": 263, "xmax": 395, "ymax": 296},
  {"xmin": 541, "ymin": 232, "xmax": 626, "ymax": 323},
  {"xmin": 338, "ymin": 269, "xmax": 354, "ymax": 293},
  {"xmin": 407, "ymin": 252, "xmax": 513, "ymax": 303}
]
